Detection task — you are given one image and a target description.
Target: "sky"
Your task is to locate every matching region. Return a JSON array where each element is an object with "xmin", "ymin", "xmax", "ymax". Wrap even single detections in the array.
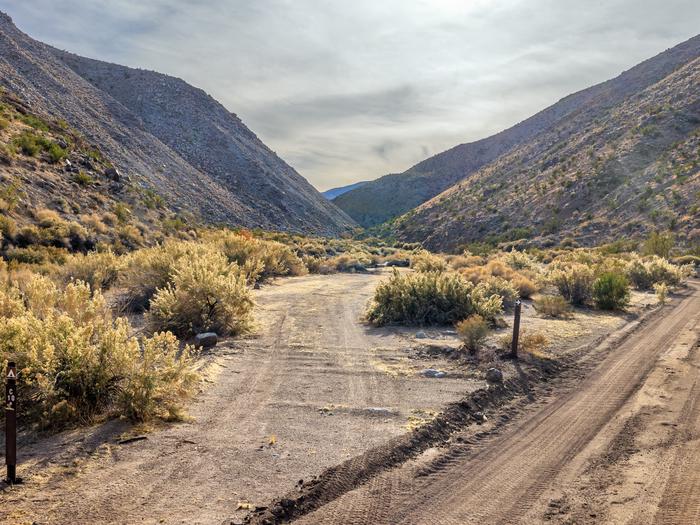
[{"xmin": 2, "ymin": 1, "xmax": 700, "ymax": 191}]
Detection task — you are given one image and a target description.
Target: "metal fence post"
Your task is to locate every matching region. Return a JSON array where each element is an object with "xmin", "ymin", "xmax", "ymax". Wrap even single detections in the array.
[
  {"xmin": 5, "ymin": 361, "xmax": 17, "ymax": 484},
  {"xmin": 510, "ymin": 300, "xmax": 522, "ymax": 359}
]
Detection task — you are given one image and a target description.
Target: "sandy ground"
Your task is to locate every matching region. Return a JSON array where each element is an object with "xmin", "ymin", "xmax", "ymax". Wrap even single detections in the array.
[
  {"xmin": 0, "ymin": 271, "xmax": 672, "ymax": 525},
  {"xmin": 1, "ymin": 271, "xmax": 479, "ymax": 525},
  {"xmin": 290, "ymin": 282, "xmax": 700, "ymax": 525}
]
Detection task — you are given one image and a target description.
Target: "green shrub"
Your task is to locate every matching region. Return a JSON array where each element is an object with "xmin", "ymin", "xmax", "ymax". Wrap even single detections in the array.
[
  {"xmin": 592, "ymin": 272, "xmax": 630, "ymax": 310},
  {"xmin": 47, "ymin": 142, "xmax": 68, "ymax": 163},
  {"xmin": 20, "ymin": 114, "xmax": 49, "ymax": 131},
  {"xmin": 148, "ymin": 252, "xmax": 253, "ymax": 337},
  {"xmin": 548, "ymin": 263, "xmax": 594, "ymax": 305},
  {"xmin": 534, "ymin": 295, "xmax": 572, "ymax": 318},
  {"xmin": 366, "ymin": 270, "xmax": 502, "ymax": 326},
  {"xmin": 456, "ymin": 314, "xmax": 489, "ymax": 354},
  {"xmin": 72, "ymin": 171, "xmax": 94, "ymax": 186},
  {"xmin": 13, "ymin": 131, "xmax": 41, "ymax": 156},
  {"xmin": 114, "ymin": 202, "xmax": 131, "ymax": 223}
]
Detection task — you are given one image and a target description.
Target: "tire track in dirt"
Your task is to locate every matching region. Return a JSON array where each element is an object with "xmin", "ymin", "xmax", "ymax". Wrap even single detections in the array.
[
  {"xmin": 283, "ymin": 283, "xmax": 700, "ymax": 525},
  {"xmin": 2, "ymin": 272, "xmax": 478, "ymax": 525},
  {"xmin": 653, "ymin": 339, "xmax": 700, "ymax": 525}
]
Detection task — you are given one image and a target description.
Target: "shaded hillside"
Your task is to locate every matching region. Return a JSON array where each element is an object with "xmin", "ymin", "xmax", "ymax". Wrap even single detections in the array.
[
  {"xmin": 322, "ymin": 181, "xmax": 368, "ymax": 200},
  {"xmin": 392, "ymin": 55, "xmax": 700, "ymax": 251},
  {"xmin": 335, "ymin": 34, "xmax": 700, "ymax": 228},
  {"xmin": 0, "ymin": 12, "xmax": 354, "ymax": 236}
]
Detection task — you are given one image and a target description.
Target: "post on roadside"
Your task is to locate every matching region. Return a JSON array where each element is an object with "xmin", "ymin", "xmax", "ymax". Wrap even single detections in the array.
[
  {"xmin": 5, "ymin": 361, "xmax": 17, "ymax": 484},
  {"xmin": 510, "ymin": 300, "xmax": 522, "ymax": 359}
]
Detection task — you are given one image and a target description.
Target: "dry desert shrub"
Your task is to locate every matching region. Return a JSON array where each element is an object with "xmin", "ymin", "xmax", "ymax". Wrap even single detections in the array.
[
  {"xmin": 456, "ymin": 314, "xmax": 489, "ymax": 354},
  {"xmin": 534, "ymin": 294, "xmax": 572, "ymax": 318},
  {"xmin": 0, "ymin": 269, "xmax": 196, "ymax": 428},
  {"xmin": 366, "ymin": 269, "xmax": 502, "ymax": 326},
  {"xmin": 499, "ymin": 330, "xmax": 549, "ymax": 356},
  {"xmin": 147, "ymin": 252, "xmax": 253, "ymax": 338},
  {"xmin": 411, "ymin": 250, "xmax": 448, "ymax": 273},
  {"xmin": 547, "ymin": 262, "xmax": 595, "ymax": 306},
  {"xmin": 626, "ymin": 254, "xmax": 691, "ymax": 290},
  {"xmin": 215, "ymin": 231, "xmax": 307, "ymax": 282},
  {"xmin": 58, "ymin": 250, "xmax": 123, "ymax": 290}
]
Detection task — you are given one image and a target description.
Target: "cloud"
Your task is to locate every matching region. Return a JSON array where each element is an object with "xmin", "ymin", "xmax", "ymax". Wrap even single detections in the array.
[{"xmin": 2, "ymin": 0, "xmax": 700, "ymax": 190}]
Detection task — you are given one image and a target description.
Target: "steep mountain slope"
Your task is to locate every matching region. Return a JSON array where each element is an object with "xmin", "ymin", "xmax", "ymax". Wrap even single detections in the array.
[
  {"xmin": 0, "ymin": 88, "xmax": 179, "ymax": 256},
  {"xmin": 335, "ymin": 34, "xmax": 700, "ymax": 228},
  {"xmin": 0, "ymin": 12, "xmax": 353, "ymax": 236},
  {"xmin": 392, "ymin": 54, "xmax": 700, "ymax": 251},
  {"xmin": 322, "ymin": 181, "xmax": 369, "ymax": 200}
]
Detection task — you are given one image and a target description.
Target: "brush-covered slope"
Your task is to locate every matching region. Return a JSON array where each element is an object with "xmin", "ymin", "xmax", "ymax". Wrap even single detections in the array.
[
  {"xmin": 392, "ymin": 55, "xmax": 700, "ymax": 251},
  {"xmin": 335, "ymin": 34, "xmax": 700, "ymax": 228},
  {"xmin": 0, "ymin": 12, "xmax": 353, "ymax": 236},
  {"xmin": 0, "ymin": 88, "xmax": 183, "ymax": 257}
]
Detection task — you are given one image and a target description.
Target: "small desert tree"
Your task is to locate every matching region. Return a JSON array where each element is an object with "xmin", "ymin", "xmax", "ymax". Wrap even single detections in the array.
[{"xmin": 643, "ymin": 231, "xmax": 674, "ymax": 258}]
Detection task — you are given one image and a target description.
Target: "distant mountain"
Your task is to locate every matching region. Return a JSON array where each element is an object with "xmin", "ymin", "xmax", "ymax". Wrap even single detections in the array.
[
  {"xmin": 323, "ymin": 181, "xmax": 368, "ymax": 200},
  {"xmin": 335, "ymin": 34, "xmax": 700, "ymax": 230},
  {"xmin": 392, "ymin": 49, "xmax": 700, "ymax": 251},
  {"xmin": 0, "ymin": 12, "xmax": 354, "ymax": 236}
]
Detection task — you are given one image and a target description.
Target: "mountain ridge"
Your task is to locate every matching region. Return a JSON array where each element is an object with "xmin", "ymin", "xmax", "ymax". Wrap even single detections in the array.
[
  {"xmin": 0, "ymin": 12, "xmax": 354, "ymax": 236},
  {"xmin": 335, "ymin": 33, "xmax": 700, "ymax": 229}
]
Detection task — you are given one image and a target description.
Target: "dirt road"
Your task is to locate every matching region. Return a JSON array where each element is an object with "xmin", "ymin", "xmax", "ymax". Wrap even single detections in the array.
[
  {"xmin": 295, "ymin": 282, "xmax": 700, "ymax": 525},
  {"xmin": 1, "ymin": 271, "xmax": 479, "ymax": 525}
]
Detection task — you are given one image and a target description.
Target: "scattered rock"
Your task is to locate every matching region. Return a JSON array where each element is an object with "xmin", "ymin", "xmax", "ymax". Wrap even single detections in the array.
[
  {"xmin": 195, "ymin": 332, "xmax": 218, "ymax": 349},
  {"xmin": 104, "ymin": 166, "xmax": 121, "ymax": 181},
  {"xmin": 473, "ymin": 412, "xmax": 488, "ymax": 423},
  {"xmin": 422, "ymin": 368, "xmax": 447, "ymax": 379},
  {"xmin": 366, "ymin": 407, "xmax": 392, "ymax": 416},
  {"xmin": 486, "ymin": 368, "xmax": 504, "ymax": 383},
  {"xmin": 118, "ymin": 435, "xmax": 148, "ymax": 445},
  {"xmin": 415, "ymin": 331, "xmax": 428, "ymax": 339}
]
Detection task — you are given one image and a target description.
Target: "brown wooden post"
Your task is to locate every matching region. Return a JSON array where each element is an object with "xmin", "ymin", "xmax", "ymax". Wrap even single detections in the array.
[
  {"xmin": 5, "ymin": 361, "xmax": 17, "ymax": 484},
  {"xmin": 510, "ymin": 300, "xmax": 522, "ymax": 359}
]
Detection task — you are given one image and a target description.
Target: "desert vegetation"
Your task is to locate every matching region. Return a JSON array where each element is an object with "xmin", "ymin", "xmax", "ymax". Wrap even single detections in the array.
[{"xmin": 366, "ymin": 239, "xmax": 693, "ymax": 358}]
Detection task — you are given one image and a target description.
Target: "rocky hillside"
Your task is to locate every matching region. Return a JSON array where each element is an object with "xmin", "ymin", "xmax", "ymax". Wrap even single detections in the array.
[
  {"xmin": 391, "ymin": 54, "xmax": 700, "ymax": 251},
  {"xmin": 0, "ymin": 88, "xmax": 185, "ymax": 259},
  {"xmin": 0, "ymin": 12, "xmax": 353, "ymax": 236},
  {"xmin": 335, "ymin": 34, "xmax": 700, "ymax": 228}
]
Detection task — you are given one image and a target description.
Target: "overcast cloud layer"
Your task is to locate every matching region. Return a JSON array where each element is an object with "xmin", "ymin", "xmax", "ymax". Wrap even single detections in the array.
[{"xmin": 2, "ymin": 1, "xmax": 700, "ymax": 190}]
